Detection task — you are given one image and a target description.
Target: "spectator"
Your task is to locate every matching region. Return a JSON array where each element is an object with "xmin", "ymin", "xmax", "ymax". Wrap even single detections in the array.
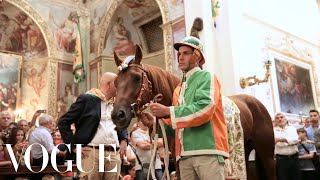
[
  {"xmin": 132, "ymin": 120, "xmax": 163, "ymax": 180},
  {"xmin": 52, "ymin": 130, "xmax": 62, "ymax": 145},
  {"xmin": 29, "ymin": 114, "xmax": 65, "ymax": 166},
  {"xmin": 305, "ymin": 110, "xmax": 320, "ymax": 140},
  {"xmin": 50, "ymin": 121, "xmax": 57, "ymax": 134},
  {"xmin": 304, "ymin": 117, "xmax": 311, "ymax": 128},
  {"xmin": 58, "ymin": 72, "xmax": 128, "ymax": 180},
  {"xmin": 17, "ymin": 119, "xmax": 29, "ymax": 134},
  {"xmin": 170, "ymin": 171, "xmax": 178, "ymax": 180},
  {"xmin": 0, "ymin": 139, "xmax": 11, "ymax": 167},
  {"xmin": 274, "ymin": 112, "xmax": 301, "ymax": 180},
  {"xmin": 297, "ymin": 128, "xmax": 318, "ymax": 180},
  {"xmin": 123, "ymin": 163, "xmax": 136, "ymax": 180},
  {"xmin": 7, "ymin": 122, "xmax": 17, "ymax": 138},
  {"xmin": 0, "ymin": 111, "xmax": 12, "ymax": 143},
  {"xmin": 4, "ymin": 127, "xmax": 28, "ymax": 162},
  {"xmin": 17, "ymin": 110, "xmax": 44, "ymax": 140}
]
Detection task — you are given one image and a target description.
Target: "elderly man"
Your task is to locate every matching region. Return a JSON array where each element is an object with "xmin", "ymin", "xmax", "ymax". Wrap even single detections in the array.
[
  {"xmin": 29, "ymin": 114, "xmax": 65, "ymax": 166},
  {"xmin": 59, "ymin": 72, "xmax": 128, "ymax": 180},
  {"xmin": 17, "ymin": 110, "xmax": 45, "ymax": 139},
  {"xmin": 142, "ymin": 36, "xmax": 229, "ymax": 180},
  {"xmin": 0, "ymin": 111, "xmax": 12, "ymax": 142},
  {"xmin": 17, "ymin": 119, "xmax": 29, "ymax": 134},
  {"xmin": 274, "ymin": 112, "xmax": 301, "ymax": 180}
]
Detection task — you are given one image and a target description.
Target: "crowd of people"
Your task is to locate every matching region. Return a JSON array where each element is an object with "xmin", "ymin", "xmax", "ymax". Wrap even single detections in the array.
[{"xmin": 273, "ymin": 110, "xmax": 320, "ymax": 180}]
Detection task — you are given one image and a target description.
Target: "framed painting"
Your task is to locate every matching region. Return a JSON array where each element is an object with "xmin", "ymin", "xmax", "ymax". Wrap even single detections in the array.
[
  {"xmin": 270, "ymin": 50, "xmax": 318, "ymax": 117},
  {"xmin": 0, "ymin": 52, "xmax": 22, "ymax": 112},
  {"xmin": 57, "ymin": 63, "xmax": 79, "ymax": 117}
]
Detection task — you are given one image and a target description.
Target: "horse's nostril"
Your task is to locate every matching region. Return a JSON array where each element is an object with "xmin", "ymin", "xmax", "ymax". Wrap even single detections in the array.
[{"xmin": 118, "ymin": 110, "xmax": 125, "ymax": 119}]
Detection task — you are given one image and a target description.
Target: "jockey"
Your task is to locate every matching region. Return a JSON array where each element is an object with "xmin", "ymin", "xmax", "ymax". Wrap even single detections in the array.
[{"xmin": 142, "ymin": 36, "xmax": 229, "ymax": 180}]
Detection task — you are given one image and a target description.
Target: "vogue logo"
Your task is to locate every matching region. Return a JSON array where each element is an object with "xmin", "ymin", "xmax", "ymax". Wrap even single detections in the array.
[{"xmin": 5, "ymin": 143, "xmax": 118, "ymax": 173}]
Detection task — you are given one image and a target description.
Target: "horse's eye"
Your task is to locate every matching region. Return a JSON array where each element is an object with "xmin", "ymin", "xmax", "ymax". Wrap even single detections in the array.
[{"xmin": 133, "ymin": 75, "xmax": 141, "ymax": 83}]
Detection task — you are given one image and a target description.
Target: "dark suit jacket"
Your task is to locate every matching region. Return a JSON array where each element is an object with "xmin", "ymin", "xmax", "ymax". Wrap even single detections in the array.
[{"xmin": 58, "ymin": 94, "xmax": 128, "ymax": 148}]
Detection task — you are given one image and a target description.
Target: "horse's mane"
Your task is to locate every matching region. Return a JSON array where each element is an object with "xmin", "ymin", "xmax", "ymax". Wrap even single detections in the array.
[{"xmin": 144, "ymin": 64, "xmax": 181, "ymax": 106}]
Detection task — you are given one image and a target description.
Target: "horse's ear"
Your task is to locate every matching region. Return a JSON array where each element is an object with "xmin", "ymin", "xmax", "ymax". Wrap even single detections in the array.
[
  {"xmin": 114, "ymin": 51, "xmax": 122, "ymax": 67},
  {"xmin": 134, "ymin": 44, "xmax": 143, "ymax": 64}
]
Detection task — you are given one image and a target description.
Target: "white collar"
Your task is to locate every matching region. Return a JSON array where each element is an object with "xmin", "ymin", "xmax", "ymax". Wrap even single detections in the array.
[{"xmin": 184, "ymin": 67, "xmax": 201, "ymax": 82}]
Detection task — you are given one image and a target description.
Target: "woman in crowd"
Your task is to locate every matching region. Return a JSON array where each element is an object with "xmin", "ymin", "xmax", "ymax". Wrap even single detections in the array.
[{"xmin": 4, "ymin": 127, "xmax": 28, "ymax": 162}]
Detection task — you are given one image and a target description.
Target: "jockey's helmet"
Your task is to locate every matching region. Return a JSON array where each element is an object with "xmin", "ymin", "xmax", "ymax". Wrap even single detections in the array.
[{"xmin": 174, "ymin": 36, "xmax": 205, "ymax": 66}]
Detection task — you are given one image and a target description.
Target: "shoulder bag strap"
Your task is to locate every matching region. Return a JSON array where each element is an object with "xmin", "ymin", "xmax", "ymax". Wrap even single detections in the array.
[
  {"xmin": 301, "ymin": 143, "xmax": 310, "ymax": 154},
  {"xmin": 130, "ymin": 144, "xmax": 143, "ymax": 166}
]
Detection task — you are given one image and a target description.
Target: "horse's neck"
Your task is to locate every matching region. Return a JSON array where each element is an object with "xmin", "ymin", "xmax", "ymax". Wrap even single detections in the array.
[{"xmin": 144, "ymin": 64, "xmax": 181, "ymax": 106}]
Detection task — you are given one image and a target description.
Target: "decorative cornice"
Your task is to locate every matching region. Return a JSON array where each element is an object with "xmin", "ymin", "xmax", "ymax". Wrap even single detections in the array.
[
  {"xmin": 265, "ymin": 35, "xmax": 314, "ymax": 61},
  {"xmin": 6, "ymin": 0, "xmax": 56, "ymax": 57}
]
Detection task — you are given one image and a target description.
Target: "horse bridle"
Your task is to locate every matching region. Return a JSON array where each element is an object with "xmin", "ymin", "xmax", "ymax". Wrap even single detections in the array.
[{"xmin": 126, "ymin": 64, "xmax": 153, "ymax": 118}]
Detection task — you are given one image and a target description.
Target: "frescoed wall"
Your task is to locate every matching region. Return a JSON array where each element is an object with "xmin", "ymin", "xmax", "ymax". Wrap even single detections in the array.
[
  {"xmin": 0, "ymin": 1, "xmax": 47, "ymax": 60},
  {"xmin": 21, "ymin": 61, "xmax": 48, "ymax": 120},
  {"xmin": 166, "ymin": 0, "xmax": 184, "ymax": 20},
  {"xmin": 90, "ymin": 0, "xmax": 110, "ymax": 54},
  {"xmin": 103, "ymin": 0, "xmax": 160, "ymax": 56}
]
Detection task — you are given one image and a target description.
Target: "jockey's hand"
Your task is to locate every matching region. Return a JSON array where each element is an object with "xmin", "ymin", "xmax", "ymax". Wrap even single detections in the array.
[
  {"xmin": 149, "ymin": 102, "xmax": 170, "ymax": 118},
  {"xmin": 141, "ymin": 112, "xmax": 154, "ymax": 128}
]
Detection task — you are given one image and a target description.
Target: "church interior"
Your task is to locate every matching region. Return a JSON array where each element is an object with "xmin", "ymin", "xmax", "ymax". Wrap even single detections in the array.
[{"xmin": 0, "ymin": 0, "xmax": 319, "ymax": 126}]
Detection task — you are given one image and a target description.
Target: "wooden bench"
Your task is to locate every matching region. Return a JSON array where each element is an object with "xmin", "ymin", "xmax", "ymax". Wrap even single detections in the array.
[{"xmin": 0, "ymin": 165, "xmax": 77, "ymax": 175}]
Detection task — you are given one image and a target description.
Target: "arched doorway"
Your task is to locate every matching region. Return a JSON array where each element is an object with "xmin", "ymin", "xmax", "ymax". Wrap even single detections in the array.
[{"xmin": 97, "ymin": 0, "xmax": 174, "ymax": 72}]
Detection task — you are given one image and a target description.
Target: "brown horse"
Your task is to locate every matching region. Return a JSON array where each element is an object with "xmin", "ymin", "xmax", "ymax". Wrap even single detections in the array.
[{"xmin": 111, "ymin": 45, "xmax": 275, "ymax": 180}]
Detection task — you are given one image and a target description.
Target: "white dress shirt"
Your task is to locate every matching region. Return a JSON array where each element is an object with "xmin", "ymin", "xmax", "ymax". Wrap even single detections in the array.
[
  {"xmin": 274, "ymin": 125, "xmax": 300, "ymax": 155},
  {"xmin": 29, "ymin": 126, "xmax": 59, "ymax": 159},
  {"xmin": 88, "ymin": 101, "xmax": 119, "ymax": 147}
]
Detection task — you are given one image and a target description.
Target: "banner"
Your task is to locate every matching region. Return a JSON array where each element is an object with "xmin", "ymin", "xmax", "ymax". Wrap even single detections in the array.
[{"xmin": 73, "ymin": 23, "xmax": 85, "ymax": 84}]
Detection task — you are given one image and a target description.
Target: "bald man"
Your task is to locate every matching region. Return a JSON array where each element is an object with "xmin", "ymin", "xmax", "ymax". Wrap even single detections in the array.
[{"xmin": 58, "ymin": 72, "xmax": 128, "ymax": 180}]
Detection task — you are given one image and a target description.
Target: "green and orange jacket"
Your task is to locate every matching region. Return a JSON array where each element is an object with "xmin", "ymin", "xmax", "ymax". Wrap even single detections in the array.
[{"xmin": 163, "ymin": 67, "xmax": 229, "ymax": 160}]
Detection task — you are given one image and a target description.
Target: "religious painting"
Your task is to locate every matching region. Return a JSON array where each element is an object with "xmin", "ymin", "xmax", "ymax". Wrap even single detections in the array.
[
  {"xmin": 112, "ymin": 16, "xmax": 136, "ymax": 55},
  {"xmin": 21, "ymin": 61, "xmax": 48, "ymax": 120},
  {"xmin": 0, "ymin": 1, "xmax": 47, "ymax": 60},
  {"xmin": 90, "ymin": 0, "xmax": 110, "ymax": 54},
  {"xmin": 49, "ymin": 9, "xmax": 78, "ymax": 54},
  {"xmin": 57, "ymin": 63, "xmax": 79, "ymax": 117},
  {"xmin": 89, "ymin": 61, "xmax": 101, "ymax": 89},
  {"xmin": 0, "ymin": 52, "xmax": 22, "ymax": 112},
  {"xmin": 123, "ymin": 0, "xmax": 158, "ymax": 19},
  {"xmin": 103, "ymin": 1, "xmax": 159, "ymax": 56},
  {"xmin": 270, "ymin": 51, "xmax": 317, "ymax": 116}
]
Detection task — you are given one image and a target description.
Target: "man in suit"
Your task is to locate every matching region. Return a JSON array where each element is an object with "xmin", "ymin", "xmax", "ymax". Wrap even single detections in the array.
[{"xmin": 58, "ymin": 72, "xmax": 128, "ymax": 180}]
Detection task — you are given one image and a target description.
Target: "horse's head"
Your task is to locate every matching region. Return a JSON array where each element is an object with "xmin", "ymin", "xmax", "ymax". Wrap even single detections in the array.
[{"xmin": 111, "ymin": 45, "xmax": 153, "ymax": 129}]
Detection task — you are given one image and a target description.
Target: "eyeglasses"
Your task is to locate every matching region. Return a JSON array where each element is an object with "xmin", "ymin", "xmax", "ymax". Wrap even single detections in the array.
[{"xmin": 1, "ymin": 117, "xmax": 10, "ymax": 120}]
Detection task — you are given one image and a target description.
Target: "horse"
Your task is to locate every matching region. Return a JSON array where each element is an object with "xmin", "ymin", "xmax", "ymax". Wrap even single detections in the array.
[{"xmin": 111, "ymin": 45, "xmax": 275, "ymax": 180}]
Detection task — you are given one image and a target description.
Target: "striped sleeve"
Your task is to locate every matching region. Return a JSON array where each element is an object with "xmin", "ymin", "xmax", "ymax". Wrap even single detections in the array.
[
  {"xmin": 162, "ymin": 84, "xmax": 181, "ymax": 126},
  {"xmin": 171, "ymin": 72, "xmax": 216, "ymax": 129}
]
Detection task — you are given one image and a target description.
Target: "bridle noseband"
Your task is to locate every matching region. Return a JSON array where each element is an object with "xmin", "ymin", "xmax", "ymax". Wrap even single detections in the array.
[
  {"xmin": 129, "ymin": 64, "xmax": 153, "ymax": 118},
  {"xmin": 117, "ymin": 60, "xmax": 153, "ymax": 118}
]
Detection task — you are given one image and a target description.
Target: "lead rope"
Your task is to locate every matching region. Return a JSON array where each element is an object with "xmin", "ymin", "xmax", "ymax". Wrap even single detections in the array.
[
  {"xmin": 160, "ymin": 119, "xmax": 170, "ymax": 180},
  {"xmin": 145, "ymin": 94, "xmax": 170, "ymax": 180}
]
